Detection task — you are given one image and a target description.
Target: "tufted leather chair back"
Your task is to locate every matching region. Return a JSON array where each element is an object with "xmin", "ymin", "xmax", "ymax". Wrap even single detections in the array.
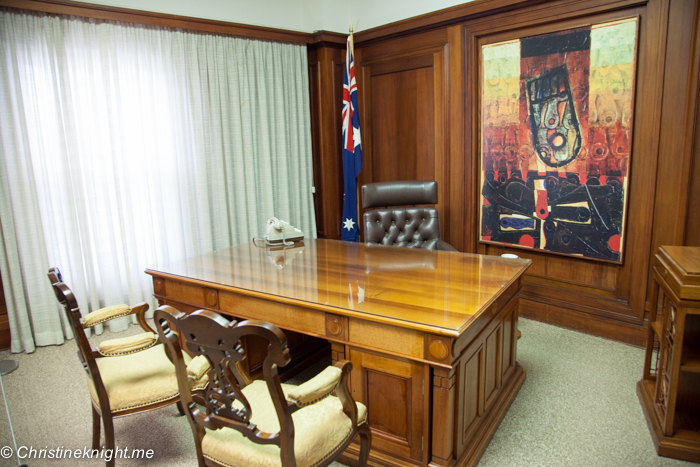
[{"xmin": 362, "ymin": 181, "xmax": 456, "ymax": 251}]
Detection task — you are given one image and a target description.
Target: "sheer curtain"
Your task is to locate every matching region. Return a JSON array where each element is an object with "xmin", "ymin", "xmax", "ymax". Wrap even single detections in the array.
[{"xmin": 0, "ymin": 9, "xmax": 316, "ymax": 353}]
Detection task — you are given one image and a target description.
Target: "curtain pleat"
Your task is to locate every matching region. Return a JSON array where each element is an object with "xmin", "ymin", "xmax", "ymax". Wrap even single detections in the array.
[{"xmin": 0, "ymin": 9, "xmax": 316, "ymax": 353}]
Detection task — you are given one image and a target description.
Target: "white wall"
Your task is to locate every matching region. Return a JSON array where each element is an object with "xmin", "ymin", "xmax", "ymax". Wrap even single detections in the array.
[
  {"xmin": 322, "ymin": 0, "xmax": 473, "ymax": 33},
  {"xmin": 71, "ymin": 0, "xmax": 473, "ymax": 33}
]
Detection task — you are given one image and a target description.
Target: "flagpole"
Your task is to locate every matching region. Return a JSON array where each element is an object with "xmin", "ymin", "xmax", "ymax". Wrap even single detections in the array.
[
  {"xmin": 348, "ymin": 19, "xmax": 361, "ymax": 241},
  {"xmin": 341, "ymin": 18, "xmax": 362, "ymax": 242}
]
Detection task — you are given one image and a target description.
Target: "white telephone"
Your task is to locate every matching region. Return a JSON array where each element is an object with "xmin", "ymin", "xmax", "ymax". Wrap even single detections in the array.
[{"xmin": 264, "ymin": 217, "xmax": 304, "ymax": 246}]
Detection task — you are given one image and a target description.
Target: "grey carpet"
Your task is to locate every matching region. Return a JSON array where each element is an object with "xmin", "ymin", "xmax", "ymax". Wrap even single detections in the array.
[{"xmin": 0, "ymin": 318, "xmax": 694, "ymax": 466}]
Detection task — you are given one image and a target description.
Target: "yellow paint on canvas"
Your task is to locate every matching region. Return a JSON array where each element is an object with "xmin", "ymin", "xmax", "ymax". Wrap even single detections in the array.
[
  {"xmin": 589, "ymin": 19, "xmax": 637, "ymax": 128},
  {"xmin": 483, "ymin": 77, "xmax": 520, "ymax": 101}
]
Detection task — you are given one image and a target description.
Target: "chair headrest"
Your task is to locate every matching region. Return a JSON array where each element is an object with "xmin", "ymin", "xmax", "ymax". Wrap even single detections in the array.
[{"xmin": 362, "ymin": 181, "xmax": 438, "ymax": 209}]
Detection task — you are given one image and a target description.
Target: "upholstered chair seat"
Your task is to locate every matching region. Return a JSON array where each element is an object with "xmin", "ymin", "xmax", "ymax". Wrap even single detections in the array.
[
  {"xmin": 202, "ymin": 379, "xmax": 368, "ymax": 467},
  {"xmin": 362, "ymin": 180, "xmax": 457, "ymax": 251},
  {"xmin": 86, "ymin": 345, "xmax": 208, "ymax": 413}
]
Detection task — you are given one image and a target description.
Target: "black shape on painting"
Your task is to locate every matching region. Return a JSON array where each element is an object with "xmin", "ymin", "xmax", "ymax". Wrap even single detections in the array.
[
  {"xmin": 521, "ymin": 29, "xmax": 591, "ymax": 58},
  {"xmin": 526, "ymin": 66, "xmax": 582, "ymax": 168},
  {"xmin": 482, "ymin": 171, "xmax": 622, "ymax": 261}
]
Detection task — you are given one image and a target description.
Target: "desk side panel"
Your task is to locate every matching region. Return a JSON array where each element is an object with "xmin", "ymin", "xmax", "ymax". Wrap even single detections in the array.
[{"xmin": 453, "ymin": 292, "xmax": 522, "ymax": 464}]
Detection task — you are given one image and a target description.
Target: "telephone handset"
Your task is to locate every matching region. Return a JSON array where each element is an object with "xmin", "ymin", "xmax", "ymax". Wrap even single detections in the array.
[{"xmin": 264, "ymin": 217, "xmax": 304, "ymax": 246}]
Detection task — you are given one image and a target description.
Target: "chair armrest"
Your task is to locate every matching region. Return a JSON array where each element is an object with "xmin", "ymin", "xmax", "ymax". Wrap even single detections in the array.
[
  {"xmin": 186, "ymin": 355, "xmax": 211, "ymax": 381},
  {"xmin": 286, "ymin": 365, "xmax": 342, "ymax": 408},
  {"xmin": 81, "ymin": 302, "xmax": 153, "ymax": 333},
  {"xmin": 97, "ymin": 332, "xmax": 157, "ymax": 356}
]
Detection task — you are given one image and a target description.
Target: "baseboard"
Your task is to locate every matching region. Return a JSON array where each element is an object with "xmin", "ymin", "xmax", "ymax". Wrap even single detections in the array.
[{"xmin": 520, "ymin": 298, "xmax": 646, "ymax": 346}]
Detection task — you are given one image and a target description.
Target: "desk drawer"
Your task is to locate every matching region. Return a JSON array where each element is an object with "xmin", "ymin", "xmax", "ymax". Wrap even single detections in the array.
[{"xmin": 218, "ymin": 291, "xmax": 326, "ymax": 336}]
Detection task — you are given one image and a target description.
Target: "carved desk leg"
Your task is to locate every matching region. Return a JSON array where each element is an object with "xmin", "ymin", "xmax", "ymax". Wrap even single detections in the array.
[
  {"xmin": 331, "ymin": 342, "xmax": 346, "ymax": 363},
  {"xmin": 431, "ymin": 366, "xmax": 457, "ymax": 467},
  {"xmin": 326, "ymin": 314, "xmax": 348, "ymax": 364}
]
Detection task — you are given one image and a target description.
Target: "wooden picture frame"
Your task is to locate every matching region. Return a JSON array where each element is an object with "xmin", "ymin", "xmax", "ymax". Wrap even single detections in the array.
[{"xmin": 478, "ymin": 18, "xmax": 639, "ymax": 263}]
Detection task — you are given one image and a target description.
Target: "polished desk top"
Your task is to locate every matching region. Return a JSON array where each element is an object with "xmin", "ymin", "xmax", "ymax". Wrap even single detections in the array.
[{"xmin": 146, "ymin": 239, "xmax": 530, "ymax": 335}]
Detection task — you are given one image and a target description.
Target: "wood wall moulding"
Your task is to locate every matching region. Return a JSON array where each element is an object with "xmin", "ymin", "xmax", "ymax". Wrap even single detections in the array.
[
  {"xmin": 658, "ymin": 0, "xmax": 700, "ymax": 251},
  {"xmin": 0, "ymin": 0, "xmax": 314, "ymax": 44},
  {"xmin": 308, "ymin": 45, "xmax": 345, "ymax": 240},
  {"xmin": 309, "ymin": 30, "xmax": 347, "ymax": 49},
  {"xmin": 520, "ymin": 298, "xmax": 647, "ymax": 345},
  {"xmin": 520, "ymin": 278, "xmax": 635, "ymax": 318},
  {"xmin": 649, "ymin": 0, "xmax": 699, "ymax": 252},
  {"xmin": 447, "ymin": 24, "xmax": 468, "ymax": 253},
  {"xmin": 354, "ymin": 27, "xmax": 464, "ymax": 248},
  {"xmin": 352, "ymin": 0, "xmax": 550, "ymax": 46},
  {"xmin": 687, "ymin": 40, "xmax": 700, "ymax": 247},
  {"xmin": 686, "ymin": 0, "xmax": 700, "ymax": 247}
]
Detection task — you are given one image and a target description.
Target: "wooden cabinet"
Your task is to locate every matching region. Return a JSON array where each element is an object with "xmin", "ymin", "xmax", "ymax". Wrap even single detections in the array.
[
  {"xmin": 0, "ymin": 273, "xmax": 9, "ymax": 350},
  {"xmin": 638, "ymin": 246, "xmax": 700, "ymax": 463}
]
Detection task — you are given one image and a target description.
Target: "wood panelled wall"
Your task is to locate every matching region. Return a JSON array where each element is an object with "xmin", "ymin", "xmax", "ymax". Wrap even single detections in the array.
[
  {"xmin": 308, "ymin": 40, "xmax": 346, "ymax": 240},
  {"xmin": 309, "ymin": 0, "xmax": 700, "ymax": 345},
  {"xmin": 1, "ymin": 0, "xmax": 697, "ymax": 347}
]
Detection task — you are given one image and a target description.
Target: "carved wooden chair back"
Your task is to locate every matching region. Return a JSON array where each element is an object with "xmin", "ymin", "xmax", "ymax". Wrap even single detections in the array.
[
  {"xmin": 47, "ymin": 268, "xmax": 196, "ymax": 467},
  {"xmin": 155, "ymin": 305, "xmax": 371, "ymax": 467},
  {"xmin": 49, "ymin": 273, "xmax": 104, "ymax": 391}
]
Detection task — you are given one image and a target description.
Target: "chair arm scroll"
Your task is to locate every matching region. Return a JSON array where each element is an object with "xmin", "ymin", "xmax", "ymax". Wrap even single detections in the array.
[
  {"xmin": 329, "ymin": 360, "xmax": 358, "ymax": 426},
  {"xmin": 81, "ymin": 302, "xmax": 154, "ymax": 333}
]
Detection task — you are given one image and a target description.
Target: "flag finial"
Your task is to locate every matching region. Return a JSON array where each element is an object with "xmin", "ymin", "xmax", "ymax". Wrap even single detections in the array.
[{"xmin": 349, "ymin": 19, "xmax": 353, "ymax": 34}]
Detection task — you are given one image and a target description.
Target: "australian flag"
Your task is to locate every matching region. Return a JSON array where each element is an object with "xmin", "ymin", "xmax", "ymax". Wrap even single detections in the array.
[{"xmin": 341, "ymin": 34, "xmax": 362, "ymax": 242}]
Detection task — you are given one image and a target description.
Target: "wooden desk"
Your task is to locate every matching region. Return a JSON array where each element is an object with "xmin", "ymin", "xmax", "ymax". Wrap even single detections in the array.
[{"xmin": 146, "ymin": 239, "xmax": 530, "ymax": 467}]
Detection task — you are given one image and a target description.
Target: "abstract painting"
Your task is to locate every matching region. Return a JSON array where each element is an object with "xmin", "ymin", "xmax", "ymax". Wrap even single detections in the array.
[{"xmin": 479, "ymin": 19, "xmax": 638, "ymax": 262}]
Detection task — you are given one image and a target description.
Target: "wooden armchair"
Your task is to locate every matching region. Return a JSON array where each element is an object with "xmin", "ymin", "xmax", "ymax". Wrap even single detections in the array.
[
  {"xmin": 48, "ymin": 268, "xmax": 208, "ymax": 466},
  {"xmin": 154, "ymin": 305, "xmax": 372, "ymax": 467}
]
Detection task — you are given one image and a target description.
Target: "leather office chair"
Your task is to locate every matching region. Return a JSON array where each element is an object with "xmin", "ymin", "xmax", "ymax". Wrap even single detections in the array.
[
  {"xmin": 48, "ymin": 268, "xmax": 208, "ymax": 466},
  {"xmin": 362, "ymin": 180, "xmax": 457, "ymax": 251},
  {"xmin": 154, "ymin": 305, "xmax": 372, "ymax": 467}
]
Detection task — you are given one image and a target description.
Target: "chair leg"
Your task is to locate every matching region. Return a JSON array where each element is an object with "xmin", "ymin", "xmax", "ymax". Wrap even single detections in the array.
[
  {"xmin": 91, "ymin": 405, "xmax": 101, "ymax": 450},
  {"xmin": 176, "ymin": 400, "xmax": 185, "ymax": 416},
  {"xmin": 357, "ymin": 424, "xmax": 372, "ymax": 467},
  {"xmin": 103, "ymin": 412, "xmax": 116, "ymax": 467}
]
